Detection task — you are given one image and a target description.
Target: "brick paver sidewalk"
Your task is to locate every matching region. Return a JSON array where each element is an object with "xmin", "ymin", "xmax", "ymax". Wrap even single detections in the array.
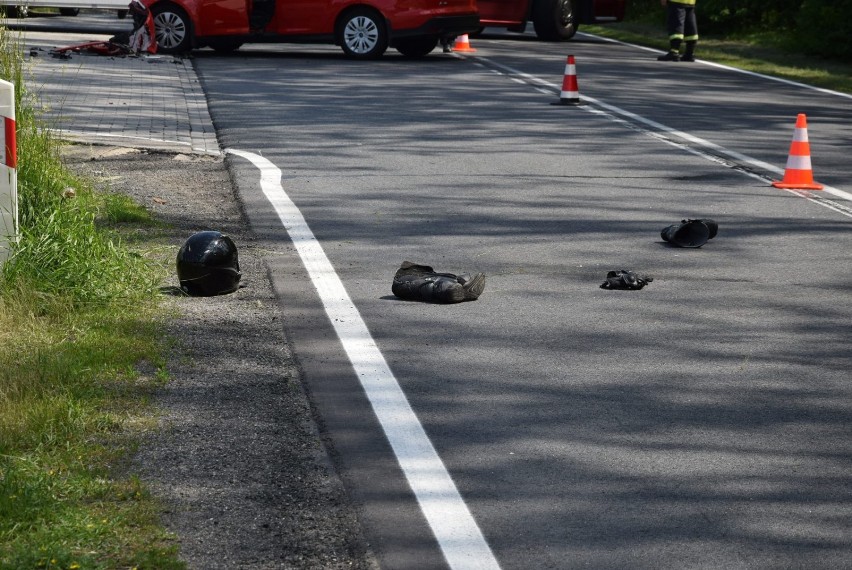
[{"xmin": 20, "ymin": 25, "xmax": 219, "ymax": 155}]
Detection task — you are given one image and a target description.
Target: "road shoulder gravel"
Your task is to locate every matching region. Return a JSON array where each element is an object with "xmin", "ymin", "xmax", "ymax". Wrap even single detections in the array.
[{"xmin": 60, "ymin": 144, "xmax": 378, "ymax": 569}]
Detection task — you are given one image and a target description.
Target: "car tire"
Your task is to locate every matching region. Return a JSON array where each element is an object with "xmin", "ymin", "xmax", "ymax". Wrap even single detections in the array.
[
  {"xmin": 395, "ymin": 36, "xmax": 438, "ymax": 58},
  {"xmin": 6, "ymin": 5, "xmax": 28, "ymax": 18},
  {"xmin": 151, "ymin": 2, "xmax": 193, "ymax": 54},
  {"xmin": 208, "ymin": 38, "xmax": 243, "ymax": 54},
  {"xmin": 337, "ymin": 8, "xmax": 388, "ymax": 59},
  {"xmin": 59, "ymin": 7, "xmax": 80, "ymax": 16},
  {"xmin": 532, "ymin": 0, "xmax": 577, "ymax": 41}
]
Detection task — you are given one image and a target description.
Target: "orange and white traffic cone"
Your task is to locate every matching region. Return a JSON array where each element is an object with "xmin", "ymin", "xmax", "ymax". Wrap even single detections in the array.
[
  {"xmin": 453, "ymin": 34, "xmax": 476, "ymax": 53},
  {"xmin": 772, "ymin": 113, "xmax": 823, "ymax": 190},
  {"xmin": 552, "ymin": 55, "xmax": 583, "ymax": 106}
]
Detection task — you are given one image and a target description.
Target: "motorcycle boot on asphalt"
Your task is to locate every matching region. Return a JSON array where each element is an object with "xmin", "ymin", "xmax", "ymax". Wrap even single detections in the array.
[{"xmin": 392, "ymin": 261, "xmax": 486, "ymax": 304}]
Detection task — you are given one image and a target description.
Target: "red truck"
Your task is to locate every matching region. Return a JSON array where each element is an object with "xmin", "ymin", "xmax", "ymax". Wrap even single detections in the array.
[{"xmin": 478, "ymin": 0, "xmax": 626, "ymax": 40}]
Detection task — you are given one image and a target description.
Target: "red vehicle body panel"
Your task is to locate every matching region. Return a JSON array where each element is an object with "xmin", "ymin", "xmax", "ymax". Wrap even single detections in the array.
[
  {"xmin": 143, "ymin": 0, "xmax": 478, "ymax": 44},
  {"xmin": 191, "ymin": 0, "xmax": 246, "ymax": 36},
  {"xmin": 478, "ymin": 0, "xmax": 625, "ymax": 28}
]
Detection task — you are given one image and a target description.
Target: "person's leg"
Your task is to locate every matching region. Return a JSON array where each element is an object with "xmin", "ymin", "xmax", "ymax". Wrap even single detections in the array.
[
  {"xmin": 681, "ymin": 6, "xmax": 698, "ymax": 61},
  {"xmin": 658, "ymin": 3, "xmax": 686, "ymax": 61}
]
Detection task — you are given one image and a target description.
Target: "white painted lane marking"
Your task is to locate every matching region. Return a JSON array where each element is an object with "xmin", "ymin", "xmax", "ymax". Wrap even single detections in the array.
[
  {"xmin": 469, "ymin": 55, "xmax": 852, "ymax": 216},
  {"xmin": 577, "ymin": 31, "xmax": 852, "ymax": 102},
  {"xmin": 226, "ymin": 148, "xmax": 501, "ymax": 570}
]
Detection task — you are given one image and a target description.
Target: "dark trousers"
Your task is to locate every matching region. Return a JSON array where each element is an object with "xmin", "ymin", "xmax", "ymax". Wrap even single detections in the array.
[{"xmin": 666, "ymin": 2, "xmax": 698, "ymax": 42}]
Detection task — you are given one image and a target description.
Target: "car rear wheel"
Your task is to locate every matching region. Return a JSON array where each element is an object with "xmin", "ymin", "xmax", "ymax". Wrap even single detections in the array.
[
  {"xmin": 208, "ymin": 38, "xmax": 243, "ymax": 54},
  {"xmin": 59, "ymin": 7, "xmax": 80, "ymax": 16},
  {"xmin": 152, "ymin": 3, "xmax": 192, "ymax": 54},
  {"xmin": 532, "ymin": 0, "xmax": 577, "ymax": 41},
  {"xmin": 5, "ymin": 5, "xmax": 28, "ymax": 18},
  {"xmin": 395, "ymin": 36, "xmax": 438, "ymax": 58},
  {"xmin": 338, "ymin": 8, "xmax": 388, "ymax": 59}
]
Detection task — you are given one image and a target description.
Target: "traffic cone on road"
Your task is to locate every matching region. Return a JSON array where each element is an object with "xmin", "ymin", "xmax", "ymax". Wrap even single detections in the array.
[
  {"xmin": 772, "ymin": 114, "xmax": 823, "ymax": 190},
  {"xmin": 552, "ymin": 55, "xmax": 583, "ymax": 106},
  {"xmin": 453, "ymin": 34, "xmax": 476, "ymax": 53}
]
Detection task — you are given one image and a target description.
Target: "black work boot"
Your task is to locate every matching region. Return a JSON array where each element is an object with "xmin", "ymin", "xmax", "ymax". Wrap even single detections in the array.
[
  {"xmin": 695, "ymin": 218, "xmax": 718, "ymax": 239},
  {"xmin": 658, "ymin": 39, "xmax": 681, "ymax": 61},
  {"xmin": 391, "ymin": 261, "xmax": 485, "ymax": 304},
  {"xmin": 657, "ymin": 50, "xmax": 680, "ymax": 61},
  {"xmin": 457, "ymin": 272, "xmax": 487, "ymax": 301},
  {"xmin": 660, "ymin": 219, "xmax": 717, "ymax": 248},
  {"xmin": 681, "ymin": 41, "xmax": 696, "ymax": 62}
]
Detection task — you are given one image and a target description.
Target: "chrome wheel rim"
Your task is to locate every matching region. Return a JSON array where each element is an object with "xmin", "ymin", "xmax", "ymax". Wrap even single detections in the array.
[
  {"xmin": 154, "ymin": 11, "xmax": 187, "ymax": 50},
  {"xmin": 558, "ymin": 0, "xmax": 574, "ymax": 26},
  {"xmin": 343, "ymin": 16, "xmax": 379, "ymax": 54}
]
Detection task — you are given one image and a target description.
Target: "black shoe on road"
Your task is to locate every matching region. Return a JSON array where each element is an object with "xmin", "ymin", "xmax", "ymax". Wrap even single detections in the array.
[
  {"xmin": 657, "ymin": 51, "xmax": 680, "ymax": 61},
  {"xmin": 460, "ymin": 273, "xmax": 486, "ymax": 301},
  {"xmin": 391, "ymin": 261, "xmax": 486, "ymax": 304}
]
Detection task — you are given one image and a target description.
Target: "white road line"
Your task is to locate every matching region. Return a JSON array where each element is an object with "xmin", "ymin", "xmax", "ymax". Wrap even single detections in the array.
[
  {"xmin": 577, "ymin": 31, "xmax": 852, "ymax": 102},
  {"xmin": 226, "ymin": 148, "xmax": 501, "ymax": 570},
  {"xmin": 469, "ymin": 55, "xmax": 852, "ymax": 216}
]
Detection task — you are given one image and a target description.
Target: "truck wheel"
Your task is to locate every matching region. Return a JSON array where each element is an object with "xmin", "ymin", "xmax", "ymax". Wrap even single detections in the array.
[
  {"xmin": 532, "ymin": 0, "xmax": 577, "ymax": 41},
  {"xmin": 395, "ymin": 36, "xmax": 438, "ymax": 58},
  {"xmin": 152, "ymin": 3, "xmax": 192, "ymax": 54},
  {"xmin": 338, "ymin": 8, "xmax": 388, "ymax": 59},
  {"xmin": 59, "ymin": 8, "xmax": 80, "ymax": 16}
]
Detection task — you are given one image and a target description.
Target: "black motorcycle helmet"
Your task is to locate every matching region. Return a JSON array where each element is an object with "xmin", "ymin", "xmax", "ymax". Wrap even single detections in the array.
[{"xmin": 176, "ymin": 231, "xmax": 241, "ymax": 296}]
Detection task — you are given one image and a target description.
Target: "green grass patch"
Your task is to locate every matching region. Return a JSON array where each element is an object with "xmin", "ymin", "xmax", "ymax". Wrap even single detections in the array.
[
  {"xmin": 0, "ymin": 27, "xmax": 185, "ymax": 570},
  {"xmin": 584, "ymin": 21, "xmax": 852, "ymax": 95}
]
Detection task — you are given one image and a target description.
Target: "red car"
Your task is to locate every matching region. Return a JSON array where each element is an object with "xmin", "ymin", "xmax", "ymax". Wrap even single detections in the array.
[
  {"xmin": 478, "ymin": 0, "xmax": 626, "ymax": 40},
  {"xmin": 141, "ymin": 0, "xmax": 479, "ymax": 57}
]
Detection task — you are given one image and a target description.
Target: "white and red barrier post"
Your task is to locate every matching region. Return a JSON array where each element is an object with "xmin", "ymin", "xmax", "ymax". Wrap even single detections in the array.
[{"xmin": 0, "ymin": 79, "xmax": 17, "ymax": 265}]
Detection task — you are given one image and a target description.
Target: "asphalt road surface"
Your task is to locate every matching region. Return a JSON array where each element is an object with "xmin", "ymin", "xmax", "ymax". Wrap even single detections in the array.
[
  {"xmin": 202, "ymin": 33, "xmax": 851, "ymax": 570},
  {"xmin": 17, "ymin": 12, "xmax": 852, "ymax": 567}
]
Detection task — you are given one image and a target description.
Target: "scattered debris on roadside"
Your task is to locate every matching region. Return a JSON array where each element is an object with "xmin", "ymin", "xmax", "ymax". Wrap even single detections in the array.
[
  {"xmin": 48, "ymin": 0, "xmax": 157, "ymax": 59},
  {"xmin": 660, "ymin": 218, "xmax": 718, "ymax": 248},
  {"xmin": 392, "ymin": 260, "xmax": 486, "ymax": 303},
  {"xmin": 600, "ymin": 269, "xmax": 653, "ymax": 290}
]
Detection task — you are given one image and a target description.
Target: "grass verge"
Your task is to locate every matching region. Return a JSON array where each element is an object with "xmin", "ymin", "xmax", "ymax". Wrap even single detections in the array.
[
  {"xmin": 583, "ymin": 21, "xmax": 852, "ymax": 95},
  {"xmin": 3, "ymin": 11, "xmax": 843, "ymax": 570},
  {"xmin": 0, "ymin": 28, "xmax": 184, "ymax": 570}
]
